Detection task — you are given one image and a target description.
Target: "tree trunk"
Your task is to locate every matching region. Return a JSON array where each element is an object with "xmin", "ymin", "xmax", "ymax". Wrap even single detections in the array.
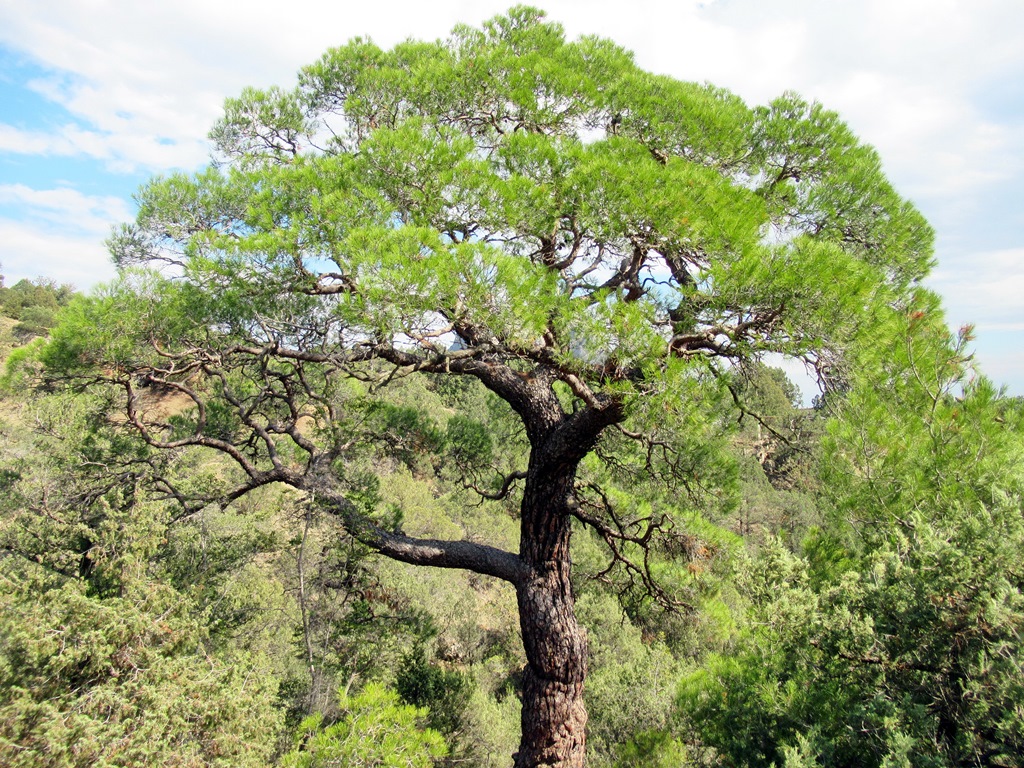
[{"xmin": 514, "ymin": 466, "xmax": 588, "ymax": 768}]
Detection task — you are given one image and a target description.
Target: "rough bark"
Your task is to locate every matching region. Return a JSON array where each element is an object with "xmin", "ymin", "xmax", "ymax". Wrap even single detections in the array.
[
  {"xmin": 515, "ymin": 467, "xmax": 588, "ymax": 768},
  {"xmin": 513, "ymin": 396, "xmax": 625, "ymax": 768}
]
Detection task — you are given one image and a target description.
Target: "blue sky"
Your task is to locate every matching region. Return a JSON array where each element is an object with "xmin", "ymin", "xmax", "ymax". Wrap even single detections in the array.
[{"xmin": 0, "ymin": 0, "xmax": 1022, "ymax": 396}]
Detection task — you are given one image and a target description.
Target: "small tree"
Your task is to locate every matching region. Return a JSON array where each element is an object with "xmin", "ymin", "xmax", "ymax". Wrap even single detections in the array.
[
  {"xmin": 42, "ymin": 7, "xmax": 933, "ymax": 766},
  {"xmin": 282, "ymin": 683, "xmax": 446, "ymax": 768}
]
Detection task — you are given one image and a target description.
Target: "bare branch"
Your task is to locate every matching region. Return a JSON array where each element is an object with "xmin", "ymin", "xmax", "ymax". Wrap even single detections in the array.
[{"xmin": 567, "ymin": 485, "xmax": 695, "ymax": 611}]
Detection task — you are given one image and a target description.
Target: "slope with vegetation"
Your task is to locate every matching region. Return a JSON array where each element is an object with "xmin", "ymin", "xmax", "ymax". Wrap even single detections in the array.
[
  {"xmin": 1, "ymin": 7, "xmax": 1022, "ymax": 768},
  {"xmin": 0, "ymin": 271, "xmax": 75, "ymax": 349}
]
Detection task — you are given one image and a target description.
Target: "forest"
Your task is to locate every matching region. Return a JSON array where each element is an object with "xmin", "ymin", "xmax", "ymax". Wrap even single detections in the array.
[{"xmin": 1, "ymin": 7, "xmax": 1022, "ymax": 768}]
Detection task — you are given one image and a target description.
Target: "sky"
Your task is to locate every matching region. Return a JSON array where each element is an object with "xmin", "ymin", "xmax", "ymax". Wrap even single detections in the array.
[{"xmin": 0, "ymin": 0, "xmax": 1022, "ymax": 395}]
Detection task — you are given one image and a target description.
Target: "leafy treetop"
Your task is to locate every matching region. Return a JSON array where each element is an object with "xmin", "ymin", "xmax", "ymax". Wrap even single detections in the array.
[{"xmin": 95, "ymin": 5, "xmax": 931, "ymax": 421}]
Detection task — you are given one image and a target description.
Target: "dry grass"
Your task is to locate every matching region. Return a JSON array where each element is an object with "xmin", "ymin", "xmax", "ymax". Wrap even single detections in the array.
[{"xmin": 131, "ymin": 386, "xmax": 197, "ymax": 422}]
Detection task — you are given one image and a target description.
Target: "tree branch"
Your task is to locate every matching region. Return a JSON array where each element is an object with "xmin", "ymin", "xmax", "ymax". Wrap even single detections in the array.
[
  {"xmin": 567, "ymin": 486, "xmax": 693, "ymax": 611},
  {"xmin": 462, "ymin": 469, "xmax": 529, "ymax": 501},
  {"xmin": 311, "ymin": 485, "xmax": 528, "ymax": 586}
]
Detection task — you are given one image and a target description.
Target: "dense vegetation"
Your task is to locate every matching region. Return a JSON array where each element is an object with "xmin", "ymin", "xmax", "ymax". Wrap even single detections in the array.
[
  {"xmin": 0, "ymin": 271, "xmax": 75, "ymax": 347},
  {"xmin": 1, "ymin": 8, "xmax": 1022, "ymax": 768}
]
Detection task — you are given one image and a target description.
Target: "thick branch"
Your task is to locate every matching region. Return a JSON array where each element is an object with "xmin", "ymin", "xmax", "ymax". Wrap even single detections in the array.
[
  {"xmin": 313, "ymin": 487, "xmax": 528, "ymax": 586},
  {"xmin": 370, "ymin": 344, "xmax": 566, "ymax": 443}
]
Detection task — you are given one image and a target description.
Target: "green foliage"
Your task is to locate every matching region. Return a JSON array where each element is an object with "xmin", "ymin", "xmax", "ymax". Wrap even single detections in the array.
[
  {"xmin": 0, "ymin": 575, "xmax": 282, "ymax": 767},
  {"xmin": 0, "ymin": 389, "xmax": 163, "ymax": 592},
  {"xmin": 822, "ymin": 293, "xmax": 1016, "ymax": 529},
  {"xmin": 726, "ymin": 362, "xmax": 823, "ymax": 545},
  {"xmin": 0, "ymin": 372, "xmax": 288, "ymax": 764},
  {"xmin": 280, "ymin": 682, "xmax": 447, "ymax": 768},
  {"xmin": 98, "ymin": 5, "xmax": 929, "ymax": 400},
  {"xmin": 396, "ymin": 643, "xmax": 472, "ymax": 735},
  {"xmin": 11, "ymin": 304, "xmax": 58, "ymax": 340},
  {"xmin": 168, "ymin": 398, "xmax": 243, "ymax": 443},
  {"xmin": 614, "ymin": 730, "xmax": 690, "ymax": 768},
  {"xmin": 362, "ymin": 401, "xmax": 445, "ymax": 467},
  {"xmin": 38, "ymin": 274, "xmax": 191, "ymax": 377},
  {"xmin": 577, "ymin": 593, "xmax": 684, "ymax": 768},
  {"xmin": 445, "ymin": 414, "xmax": 494, "ymax": 467},
  {"xmin": 751, "ymin": 93, "xmax": 933, "ymax": 289},
  {"xmin": 0, "ymin": 276, "xmax": 74, "ymax": 322},
  {"xmin": 0, "ymin": 276, "xmax": 75, "ymax": 350},
  {"xmin": 676, "ymin": 311, "xmax": 1024, "ymax": 767}
]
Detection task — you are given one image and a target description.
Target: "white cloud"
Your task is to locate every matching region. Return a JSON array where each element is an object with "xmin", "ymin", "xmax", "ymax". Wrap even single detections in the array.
[
  {"xmin": 958, "ymin": 321, "xmax": 1024, "ymax": 390},
  {"xmin": 0, "ymin": 122, "xmax": 207, "ymax": 172},
  {"xmin": 0, "ymin": 124, "xmax": 70, "ymax": 156},
  {"xmin": 0, "ymin": 184, "xmax": 130, "ymax": 288},
  {"xmin": 2, "ymin": 0, "xmax": 1020, "ymax": 193},
  {"xmin": 928, "ymin": 248, "xmax": 1024, "ymax": 332},
  {"xmin": 0, "ymin": 184, "xmax": 132, "ymax": 234},
  {"xmin": 926, "ymin": 246, "xmax": 1024, "ymax": 393},
  {"xmin": 683, "ymin": 0, "xmax": 1024, "ymax": 204},
  {"xmin": 0, "ymin": 219, "xmax": 117, "ymax": 289}
]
